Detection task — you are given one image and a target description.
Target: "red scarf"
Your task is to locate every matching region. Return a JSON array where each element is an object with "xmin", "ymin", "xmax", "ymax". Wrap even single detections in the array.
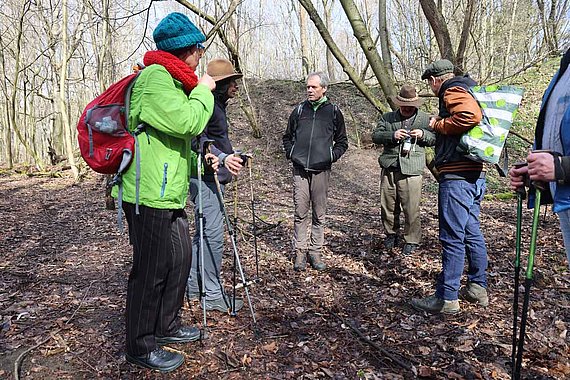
[{"xmin": 143, "ymin": 50, "xmax": 199, "ymax": 93}]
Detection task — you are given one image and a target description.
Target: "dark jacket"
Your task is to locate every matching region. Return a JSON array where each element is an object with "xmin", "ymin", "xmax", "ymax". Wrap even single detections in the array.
[
  {"xmin": 432, "ymin": 75, "xmax": 483, "ymax": 178},
  {"xmin": 530, "ymin": 49, "xmax": 570, "ymax": 212},
  {"xmin": 372, "ymin": 110, "xmax": 435, "ymax": 176},
  {"xmin": 193, "ymin": 94, "xmax": 234, "ymax": 184},
  {"xmin": 282, "ymin": 99, "xmax": 348, "ymax": 171}
]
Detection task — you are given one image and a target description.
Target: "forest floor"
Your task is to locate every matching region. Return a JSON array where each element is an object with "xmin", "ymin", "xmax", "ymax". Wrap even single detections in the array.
[{"xmin": 1, "ymin": 78, "xmax": 569, "ymax": 379}]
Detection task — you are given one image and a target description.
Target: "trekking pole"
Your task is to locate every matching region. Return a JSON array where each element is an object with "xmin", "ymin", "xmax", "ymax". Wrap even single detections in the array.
[
  {"xmin": 248, "ymin": 155, "xmax": 261, "ymax": 278},
  {"xmin": 513, "ymin": 183, "xmax": 543, "ymax": 380},
  {"xmin": 233, "ymin": 154, "xmax": 262, "ymax": 291},
  {"xmin": 213, "ymin": 170, "xmax": 259, "ymax": 335},
  {"xmin": 231, "ymin": 151, "xmax": 240, "ymax": 317},
  {"xmin": 197, "ymin": 139, "xmax": 214, "ymax": 340},
  {"xmin": 511, "ymin": 162, "xmax": 527, "ymax": 376}
]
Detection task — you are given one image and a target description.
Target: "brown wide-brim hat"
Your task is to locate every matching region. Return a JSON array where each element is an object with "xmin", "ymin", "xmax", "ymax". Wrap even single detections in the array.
[
  {"xmin": 207, "ymin": 58, "xmax": 243, "ymax": 82},
  {"xmin": 390, "ymin": 84, "xmax": 423, "ymax": 108}
]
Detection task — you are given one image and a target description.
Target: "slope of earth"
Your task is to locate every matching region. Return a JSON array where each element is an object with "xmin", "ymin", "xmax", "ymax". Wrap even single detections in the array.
[{"xmin": 0, "ymin": 77, "xmax": 568, "ymax": 380}]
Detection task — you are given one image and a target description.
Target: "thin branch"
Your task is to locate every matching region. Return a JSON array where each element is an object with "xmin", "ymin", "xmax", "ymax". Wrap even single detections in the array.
[{"xmin": 13, "ymin": 281, "xmax": 97, "ymax": 379}]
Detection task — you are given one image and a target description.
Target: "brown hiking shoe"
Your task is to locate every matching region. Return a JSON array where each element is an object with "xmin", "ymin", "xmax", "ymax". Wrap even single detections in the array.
[
  {"xmin": 460, "ymin": 282, "xmax": 489, "ymax": 307},
  {"xmin": 411, "ymin": 294, "xmax": 460, "ymax": 314},
  {"xmin": 308, "ymin": 252, "xmax": 327, "ymax": 271},
  {"xmin": 293, "ymin": 251, "xmax": 307, "ymax": 271}
]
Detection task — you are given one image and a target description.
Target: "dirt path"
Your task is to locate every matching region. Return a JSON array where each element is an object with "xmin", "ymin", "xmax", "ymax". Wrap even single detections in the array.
[
  {"xmin": 1, "ymin": 142, "xmax": 569, "ymax": 379},
  {"xmin": 1, "ymin": 78, "xmax": 569, "ymax": 379}
]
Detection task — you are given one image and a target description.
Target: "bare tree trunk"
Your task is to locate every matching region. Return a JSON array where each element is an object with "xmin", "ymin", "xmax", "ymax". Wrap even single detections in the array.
[
  {"xmin": 378, "ymin": 0, "xmax": 394, "ymax": 78},
  {"xmin": 418, "ymin": 0, "xmax": 455, "ymax": 63},
  {"xmin": 502, "ymin": 0, "xmax": 519, "ymax": 78},
  {"xmin": 487, "ymin": 0, "xmax": 495, "ymax": 79},
  {"xmin": 536, "ymin": 0, "xmax": 556, "ymax": 53},
  {"xmin": 58, "ymin": 0, "xmax": 79, "ymax": 179},
  {"xmin": 298, "ymin": 0, "xmax": 388, "ymax": 112},
  {"xmin": 338, "ymin": 0, "xmax": 396, "ymax": 108},
  {"xmin": 299, "ymin": 4, "xmax": 310, "ymax": 77},
  {"xmin": 322, "ymin": 0, "xmax": 335, "ymax": 81},
  {"xmin": 547, "ymin": 0, "xmax": 559, "ymax": 52},
  {"xmin": 455, "ymin": 0, "xmax": 475, "ymax": 73},
  {"xmin": 0, "ymin": 32, "xmax": 12, "ymax": 168},
  {"xmin": 8, "ymin": 2, "xmax": 44, "ymax": 170},
  {"xmin": 94, "ymin": 0, "xmax": 115, "ymax": 209}
]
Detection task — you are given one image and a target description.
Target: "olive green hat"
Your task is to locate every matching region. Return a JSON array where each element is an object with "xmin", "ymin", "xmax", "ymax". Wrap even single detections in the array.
[{"xmin": 421, "ymin": 59, "xmax": 454, "ymax": 80}]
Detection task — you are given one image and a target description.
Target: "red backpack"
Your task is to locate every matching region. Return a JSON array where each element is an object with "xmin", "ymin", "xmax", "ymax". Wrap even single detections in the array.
[{"xmin": 77, "ymin": 72, "xmax": 141, "ymax": 175}]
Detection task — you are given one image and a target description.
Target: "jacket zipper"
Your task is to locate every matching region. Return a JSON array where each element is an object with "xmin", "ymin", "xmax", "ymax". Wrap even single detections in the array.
[
  {"xmin": 306, "ymin": 109, "xmax": 316, "ymax": 168},
  {"xmin": 160, "ymin": 163, "xmax": 168, "ymax": 197}
]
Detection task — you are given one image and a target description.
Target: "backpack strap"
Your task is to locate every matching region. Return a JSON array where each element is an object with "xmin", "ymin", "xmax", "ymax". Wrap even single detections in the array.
[
  {"xmin": 293, "ymin": 101, "xmax": 304, "ymax": 134},
  {"xmin": 116, "ymin": 71, "xmax": 143, "ymax": 231},
  {"xmin": 332, "ymin": 103, "xmax": 339, "ymax": 134}
]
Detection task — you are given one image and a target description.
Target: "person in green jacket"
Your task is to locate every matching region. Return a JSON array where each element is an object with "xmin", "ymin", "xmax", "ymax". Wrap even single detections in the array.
[
  {"xmin": 113, "ymin": 13, "xmax": 216, "ymax": 373},
  {"xmin": 372, "ymin": 84, "xmax": 435, "ymax": 255}
]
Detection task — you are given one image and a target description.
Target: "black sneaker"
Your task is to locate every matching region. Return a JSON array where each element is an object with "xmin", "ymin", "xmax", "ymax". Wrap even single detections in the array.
[{"xmin": 126, "ymin": 348, "xmax": 184, "ymax": 373}]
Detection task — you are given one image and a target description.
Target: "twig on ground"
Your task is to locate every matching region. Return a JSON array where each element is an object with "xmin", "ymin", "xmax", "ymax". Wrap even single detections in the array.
[
  {"xmin": 328, "ymin": 310, "xmax": 414, "ymax": 373},
  {"xmin": 71, "ymin": 351, "xmax": 99, "ymax": 375},
  {"xmin": 13, "ymin": 280, "xmax": 98, "ymax": 379},
  {"xmin": 14, "ymin": 329, "xmax": 61, "ymax": 380}
]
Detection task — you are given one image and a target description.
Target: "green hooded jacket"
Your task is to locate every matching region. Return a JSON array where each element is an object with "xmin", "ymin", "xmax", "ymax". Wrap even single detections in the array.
[{"xmin": 112, "ymin": 64, "xmax": 214, "ymax": 209}]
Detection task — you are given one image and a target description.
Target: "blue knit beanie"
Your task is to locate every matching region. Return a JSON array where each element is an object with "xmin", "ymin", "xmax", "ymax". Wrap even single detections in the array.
[{"xmin": 153, "ymin": 12, "xmax": 205, "ymax": 52}]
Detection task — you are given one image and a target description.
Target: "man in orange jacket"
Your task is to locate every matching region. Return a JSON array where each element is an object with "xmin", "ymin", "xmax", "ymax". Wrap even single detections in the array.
[{"xmin": 411, "ymin": 60, "xmax": 489, "ymax": 314}]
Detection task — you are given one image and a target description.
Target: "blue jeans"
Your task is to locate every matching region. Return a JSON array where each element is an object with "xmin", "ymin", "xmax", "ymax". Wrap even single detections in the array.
[
  {"xmin": 556, "ymin": 209, "xmax": 570, "ymax": 270},
  {"xmin": 436, "ymin": 178, "xmax": 488, "ymax": 300}
]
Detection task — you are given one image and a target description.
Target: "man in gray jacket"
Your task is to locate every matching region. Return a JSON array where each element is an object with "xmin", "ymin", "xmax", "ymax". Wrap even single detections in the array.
[{"xmin": 372, "ymin": 84, "xmax": 435, "ymax": 255}]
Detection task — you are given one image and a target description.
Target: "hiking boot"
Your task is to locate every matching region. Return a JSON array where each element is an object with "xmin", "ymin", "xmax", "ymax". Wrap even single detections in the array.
[
  {"xmin": 293, "ymin": 251, "xmax": 307, "ymax": 271},
  {"xmin": 202, "ymin": 295, "xmax": 244, "ymax": 313},
  {"xmin": 411, "ymin": 294, "xmax": 460, "ymax": 314},
  {"xmin": 402, "ymin": 243, "xmax": 418, "ymax": 255},
  {"xmin": 308, "ymin": 252, "xmax": 327, "ymax": 271},
  {"xmin": 460, "ymin": 282, "xmax": 489, "ymax": 307},
  {"xmin": 384, "ymin": 234, "xmax": 397, "ymax": 249}
]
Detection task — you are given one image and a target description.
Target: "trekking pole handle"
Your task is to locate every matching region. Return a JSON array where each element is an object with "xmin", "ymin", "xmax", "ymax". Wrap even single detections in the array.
[
  {"xmin": 199, "ymin": 139, "xmax": 214, "ymax": 154},
  {"xmin": 200, "ymin": 139, "xmax": 215, "ymax": 165},
  {"xmin": 513, "ymin": 161, "xmax": 528, "ymax": 196}
]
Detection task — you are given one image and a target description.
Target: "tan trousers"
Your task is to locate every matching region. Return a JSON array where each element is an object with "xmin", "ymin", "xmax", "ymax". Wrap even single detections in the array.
[
  {"xmin": 292, "ymin": 167, "xmax": 331, "ymax": 253},
  {"xmin": 380, "ymin": 169, "xmax": 422, "ymax": 244}
]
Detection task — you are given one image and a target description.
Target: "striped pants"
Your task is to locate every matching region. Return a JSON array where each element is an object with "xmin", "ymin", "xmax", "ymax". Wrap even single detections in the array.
[{"xmin": 123, "ymin": 203, "xmax": 192, "ymax": 356}]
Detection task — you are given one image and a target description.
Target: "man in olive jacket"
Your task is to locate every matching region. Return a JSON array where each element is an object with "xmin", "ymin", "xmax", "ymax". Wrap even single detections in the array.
[{"xmin": 372, "ymin": 84, "xmax": 435, "ymax": 255}]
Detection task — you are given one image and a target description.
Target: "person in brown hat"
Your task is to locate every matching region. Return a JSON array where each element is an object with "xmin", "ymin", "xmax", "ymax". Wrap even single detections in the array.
[
  {"xmin": 186, "ymin": 58, "xmax": 247, "ymax": 313},
  {"xmin": 372, "ymin": 84, "xmax": 435, "ymax": 255}
]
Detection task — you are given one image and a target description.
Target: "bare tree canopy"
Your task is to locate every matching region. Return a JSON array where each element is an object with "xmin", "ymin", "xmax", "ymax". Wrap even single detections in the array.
[{"xmin": 0, "ymin": 0, "xmax": 568, "ymax": 168}]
